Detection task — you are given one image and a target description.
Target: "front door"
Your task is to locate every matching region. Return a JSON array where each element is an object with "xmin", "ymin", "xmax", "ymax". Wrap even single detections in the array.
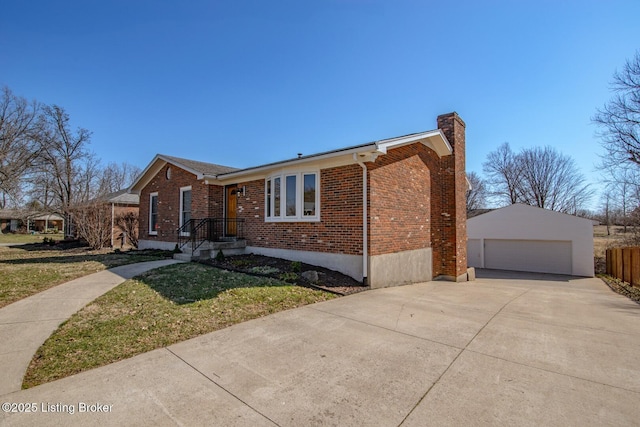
[{"xmin": 226, "ymin": 186, "xmax": 237, "ymax": 236}]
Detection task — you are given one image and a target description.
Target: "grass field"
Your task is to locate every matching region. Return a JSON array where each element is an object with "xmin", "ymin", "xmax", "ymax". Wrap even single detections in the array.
[
  {"xmin": 593, "ymin": 225, "xmax": 626, "ymax": 257},
  {"xmin": 0, "ymin": 244, "xmax": 168, "ymax": 308},
  {"xmin": 593, "ymin": 225, "xmax": 638, "ymax": 274},
  {"xmin": 0, "ymin": 233, "xmax": 64, "ymax": 244},
  {"xmin": 23, "ymin": 262, "xmax": 336, "ymax": 388}
]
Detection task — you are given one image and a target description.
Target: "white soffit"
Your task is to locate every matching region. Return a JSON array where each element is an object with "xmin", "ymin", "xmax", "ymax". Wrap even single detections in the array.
[{"xmin": 376, "ymin": 130, "xmax": 452, "ymax": 157}]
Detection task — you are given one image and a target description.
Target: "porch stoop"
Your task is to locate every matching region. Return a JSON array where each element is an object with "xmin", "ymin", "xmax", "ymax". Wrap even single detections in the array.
[{"xmin": 173, "ymin": 240, "xmax": 247, "ymax": 261}]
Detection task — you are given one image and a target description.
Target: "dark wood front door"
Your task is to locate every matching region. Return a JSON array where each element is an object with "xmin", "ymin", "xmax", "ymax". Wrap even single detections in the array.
[{"xmin": 226, "ymin": 186, "xmax": 237, "ymax": 236}]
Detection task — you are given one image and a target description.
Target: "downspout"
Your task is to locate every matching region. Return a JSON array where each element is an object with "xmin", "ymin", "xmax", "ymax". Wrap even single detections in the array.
[
  {"xmin": 111, "ymin": 202, "xmax": 115, "ymax": 248},
  {"xmin": 354, "ymin": 154, "xmax": 368, "ymax": 286}
]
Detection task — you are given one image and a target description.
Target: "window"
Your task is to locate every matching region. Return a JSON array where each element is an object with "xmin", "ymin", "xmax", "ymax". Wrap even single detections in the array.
[
  {"xmin": 265, "ymin": 172, "xmax": 319, "ymax": 221},
  {"xmin": 149, "ymin": 192, "xmax": 158, "ymax": 235},
  {"xmin": 303, "ymin": 173, "xmax": 316, "ymax": 216},
  {"xmin": 286, "ymin": 175, "xmax": 296, "ymax": 217},
  {"xmin": 180, "ymin": 186, "xmax": 192, "ymax": 234},
  {"xmin": 266, "ymin": 180, "xmax": 272, "ymax": 218},
  {"xmin": 273, "ymin": 177, "xmax": 281, "ymax": 217}
]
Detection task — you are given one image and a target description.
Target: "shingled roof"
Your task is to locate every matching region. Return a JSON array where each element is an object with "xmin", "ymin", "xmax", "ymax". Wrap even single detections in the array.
[{"xmin": 160, "ymin": 155, "xmax": 239, "ymax": 176}]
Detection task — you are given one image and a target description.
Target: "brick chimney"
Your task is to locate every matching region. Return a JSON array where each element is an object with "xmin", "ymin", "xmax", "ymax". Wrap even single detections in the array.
[{"xmin": 436, "ymin": 112, "xmax": 468, "ymax": 281}]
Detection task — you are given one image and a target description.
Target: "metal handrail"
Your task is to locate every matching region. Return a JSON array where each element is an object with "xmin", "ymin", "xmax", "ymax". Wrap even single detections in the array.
[{"xmin": 176, "ymin": 218, "xmax": 245, "ymax": 251}]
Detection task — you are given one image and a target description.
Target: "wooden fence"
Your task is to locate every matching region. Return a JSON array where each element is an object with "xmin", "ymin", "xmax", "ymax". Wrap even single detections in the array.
[{"xmin": 606, "ymin": 247, "xmax": 640, "ymax": 287}]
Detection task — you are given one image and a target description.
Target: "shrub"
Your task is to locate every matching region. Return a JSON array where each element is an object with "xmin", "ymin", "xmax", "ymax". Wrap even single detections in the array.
[
  {"xmin": 249, "ymin": 266, "xmax": 280, "ymax": 275},
  {"xmin": 279, "ymin": 272, "xmax": 299, "ymax": 282}
]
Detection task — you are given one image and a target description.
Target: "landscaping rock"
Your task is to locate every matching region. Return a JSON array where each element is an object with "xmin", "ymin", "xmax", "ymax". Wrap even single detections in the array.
[{"xmin": 301, "ymin": 270, "xmax": 319, "ymax": 283}]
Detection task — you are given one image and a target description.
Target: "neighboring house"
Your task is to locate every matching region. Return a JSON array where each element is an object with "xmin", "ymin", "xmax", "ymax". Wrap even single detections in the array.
[
  {"xmin": 103, "ymin": 190, "xmax": 140, "ymax": 247},
  {"xmin": 0, "ymin": 209, "xmax": 23, "ymax": 233},
  {"xmin": 467, "ymin": 203, "xmax": 594, "ymax": 277},
  {"xmin": 129, "ymin": 112, "xmax": 468, "ymax": 288},
  {"xmin": 0, "ymin": 209, "xmax": 63, "ymax": 233},
  {"xmin": 31, "ymin": 213, "xmax": 64, "ymax": 233}
]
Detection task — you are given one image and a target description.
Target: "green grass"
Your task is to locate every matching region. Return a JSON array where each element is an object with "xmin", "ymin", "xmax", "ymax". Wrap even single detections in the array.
[
  {"xmin": 0, "ymin": 245, "xmax": 168, "ymax": 308},
  {"xmin": 23, "ymin": 263, "xmax": 336, "ymax": 388},
  {"xmin": 0, "ymin": 233, "xmax": 64, "ymax": 244}
]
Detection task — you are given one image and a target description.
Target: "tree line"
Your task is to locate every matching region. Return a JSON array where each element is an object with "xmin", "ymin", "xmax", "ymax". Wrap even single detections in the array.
[
  {"xmin": 0, "ymin": 86, "xmax": 140, "ymax": 244},
  {"xmin": 467, "ymin": 143, "xmax": 593, "ymax": 215}
]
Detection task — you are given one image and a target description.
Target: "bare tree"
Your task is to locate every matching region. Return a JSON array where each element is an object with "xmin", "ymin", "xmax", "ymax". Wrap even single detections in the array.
[
  {"xmin": 115, "ymin": 211, "xmax": 139, "ymax": 248},
  {"xmin": 72, "ymin": 200, "xmax": 111, "ymax": 249},
  {"xmin": 601, "ymin": 192, "xmax": 613, "ymax": 236},
  {"xmin": 39, "ymin": 105, "xmax": 92, "ymax": 236},
  {"xmin": 483, "ymin": 144, "xmax": 592, "ymax": 213},
  {"xmin": 97, "ymin": 162, "xmax": 142, "ymax": 196},
  {"xmin": 466, "ymin": 171, "xmax": 488, "ymax": 213},
  {"xmin": 517, "ymin": 146, "xmax": 592, "ymax": 213},
  {"xmin": 593, "ymin": 51, "xmax": 640, "ymax": 168},
  {"xmin": 0, "ymin": 87, "xmax": 42, "ymax": 205},
  {"xmin": 483, "ymin": 143, "xmax": 522, "ymax": 205}
]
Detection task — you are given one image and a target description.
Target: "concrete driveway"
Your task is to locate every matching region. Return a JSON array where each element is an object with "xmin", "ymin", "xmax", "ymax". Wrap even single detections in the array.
[{"xmin": 2, "ymin": 271, "xmax": 639, "ymax": 426}]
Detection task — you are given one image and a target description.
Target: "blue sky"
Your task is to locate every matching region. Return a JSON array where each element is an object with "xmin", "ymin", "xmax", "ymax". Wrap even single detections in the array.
[{"xmin": 1, "ymin": 1, "xmax": 639, "ymax": 209}]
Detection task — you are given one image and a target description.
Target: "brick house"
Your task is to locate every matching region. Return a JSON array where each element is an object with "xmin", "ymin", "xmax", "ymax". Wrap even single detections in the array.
[
  {"xmin": 129, "ymin": 112, "xmax": 468, "ymax": 288},
  {"xmin": 0, "ymin": 209, "xmax": 64, "ymax": 233}
]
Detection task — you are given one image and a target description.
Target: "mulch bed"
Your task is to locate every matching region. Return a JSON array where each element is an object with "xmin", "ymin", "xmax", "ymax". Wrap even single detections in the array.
[
  {"xmin": 600, "ymin": 275, "xmax": 640, "ymax": 304},
  {"xmin": 201, "ymin": 254, "xmax": 369, "ymax": 296}
]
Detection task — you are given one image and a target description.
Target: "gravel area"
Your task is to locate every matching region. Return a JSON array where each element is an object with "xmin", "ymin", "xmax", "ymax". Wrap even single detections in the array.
[{"xmin": 600, "ymin": 275, "xmax": 640, "ymax": 304}]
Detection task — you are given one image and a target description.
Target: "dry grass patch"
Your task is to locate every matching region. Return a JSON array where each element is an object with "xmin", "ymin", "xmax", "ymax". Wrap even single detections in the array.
[
  {"xmin": 593, "ymin": 225, "xmax": 633, "ymax": 274},
  {"xmin": 23, "ymin": 262, "xmax": 336, "ymax": 388},
  {"xmin": 0, "ymin": 233, "xmax": 64, "ymax": 244},
  {"xmin": 0, "ymin": 245, "xmax": 168, "ymax": 308}
]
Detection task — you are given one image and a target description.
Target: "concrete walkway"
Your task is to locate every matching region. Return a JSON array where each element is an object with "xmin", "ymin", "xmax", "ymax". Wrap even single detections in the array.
[
  {"xmin": 1, "ymin": 270, "xmax": 640, "ymax": 426},
  {"xmin": 0, "ymin": 259, "xmax": 181, "ymax": 396}
]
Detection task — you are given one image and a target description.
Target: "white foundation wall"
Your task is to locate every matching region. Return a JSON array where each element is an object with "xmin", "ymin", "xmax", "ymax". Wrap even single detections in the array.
[
  {"xmin": 138, "ymin": 239, "xmax": 179, "ymax": 251},
  {"xmin": 246, "ymin": 246, "xmax": 364, "ymax": 282},
  {"xmin": 368, "ymin": 247, "xmax": 433, "ymax": 289}
]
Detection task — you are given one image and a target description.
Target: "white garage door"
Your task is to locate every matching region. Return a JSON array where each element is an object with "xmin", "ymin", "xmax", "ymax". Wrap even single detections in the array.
[{"xmin": 484, "ymin": 239, "xmax": 572, "ymax": 275}]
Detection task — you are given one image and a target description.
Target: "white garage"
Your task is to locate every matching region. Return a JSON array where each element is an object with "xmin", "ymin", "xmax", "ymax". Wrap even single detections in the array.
[{"xmin": 467, "ymin": 204, "xmax": 594, "ymax": 277}]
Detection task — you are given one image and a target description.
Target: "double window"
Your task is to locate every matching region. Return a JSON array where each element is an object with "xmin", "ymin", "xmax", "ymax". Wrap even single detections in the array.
[
  {"xmin": 149, "ymin": 192, "xmax": 158, "ymax": 235},
  {"xmin": 266, "ymin": 171, "xmax": 319, "ymax": 221}
]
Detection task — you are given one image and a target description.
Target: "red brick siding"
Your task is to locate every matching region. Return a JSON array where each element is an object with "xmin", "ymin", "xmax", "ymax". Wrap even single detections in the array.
[
  {"xmin": 235, "ymin": 164, "xmax": 364, "ymax": 255},
  {"xmin": 137, "ymin": 111, "xmax": 466, "ymax": 281},
  {"xmin": 368, "ymin": 144, "xmax": 434, "ymax": 256},
  {"xmin": 436, "ymin": 113, "xmax": 468, "ymax": 278},
  {"xmin": 208, "ymin": 185, "xmax": 224, "ymax": 218},
  {"xmin": 139, "ymin": 165, "xmax": 208, "ymax": 242}
]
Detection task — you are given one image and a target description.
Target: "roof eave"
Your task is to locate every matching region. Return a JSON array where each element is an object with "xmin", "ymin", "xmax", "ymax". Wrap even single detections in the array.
[
  {"xmin": 209, "ymin": 143, "xmax": 380, "ymax": 181},
  {"xmin": 128, "ymin": 155, "xmax": 166, "ymax": 194},
  {"xmin": 376, "ymin": 129, "xmax": 452, "ymax": 157},
  {"xmin": 129, "ymin": 154, "xmax": 212, "ymax": 194},
  {"xmin": 210, "ymin": 130, "xmax": 452, "ymax": 182}
]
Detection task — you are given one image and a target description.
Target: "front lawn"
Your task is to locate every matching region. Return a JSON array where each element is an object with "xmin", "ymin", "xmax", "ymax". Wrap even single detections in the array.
[
  {"xmin": 23, "ymin": 262, "xmax": 336, "ymax": 388},
  {"xmin": 0, "ymin": 244, "xmax": 169, "ymax": 308},
  {"xmin": 0, "ymin": 233, "xmax": 63, "ymax": 244}
]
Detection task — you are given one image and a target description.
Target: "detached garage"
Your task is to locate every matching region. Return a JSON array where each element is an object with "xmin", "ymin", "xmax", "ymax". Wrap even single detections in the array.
[{"xmin": 467, "ymin": 204, "xmax": 594, "ymax": 277}]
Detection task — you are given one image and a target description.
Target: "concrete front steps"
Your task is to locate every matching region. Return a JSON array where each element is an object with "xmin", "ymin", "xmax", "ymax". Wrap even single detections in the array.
[{"xmin": 173, "ymin": 240, "xmax": 247, "ymax": 262}]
